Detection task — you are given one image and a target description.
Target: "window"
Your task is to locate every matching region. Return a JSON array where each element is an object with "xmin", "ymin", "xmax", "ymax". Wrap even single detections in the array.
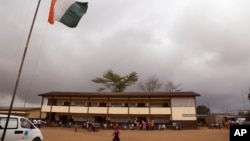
[
  {"xmin": 150, "ymin": 103, "xmax": 163, "ymax": 107},
  {"xmin": 20, "ymin": 118, "xmax": 34, "ymax": 129},
  {"xmin": 137, "ymin": 103, "xmax": 145, "ymax": 107},
  {"xmin": 91, "ymin": 102, "xmax": 98, "ymax": 107},
  {"xmin": 64, "ymin": 102, "xmax": 70, "ymax": 106},
  {"xmin": 163, "ymin": 103, "xmax": 169, "ymax": 107},
  {"xmin": 47, "ymin": 98, "xmax": 57, "ymax": 105},
  {"xmin": 74, "ymin": 102, "xmax": 85, "ymax": 106},
  {"xmin": 56, "ymin": 101, "xmax": 63, "ymax": 106},
  {"xmin": 99, "ymin": 102, "xmax": 107, "ymax": 107},
  {"xmin": 0, "ymin": 118, "xmax": 18, "ymax": 129},
  {"xmin": 111, "ymin": 103, "xmax": 122, "ymax": 107},
  {"xmin": 124, "ymin": 103, "xmax": 129, "ymax": 107},
  {"xmin": 151, "ymin": 103, "xmax": 169, "ymax": 107},
  {"xmin": 130, "ymin": 103, "xmax": 136, "ymax": 107}
]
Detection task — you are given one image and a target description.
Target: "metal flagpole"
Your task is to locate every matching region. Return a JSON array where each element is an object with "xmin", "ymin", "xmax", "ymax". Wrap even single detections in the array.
[{"xmin": 1, "ymin": 0, "xmax": 41, "ymax": 141}]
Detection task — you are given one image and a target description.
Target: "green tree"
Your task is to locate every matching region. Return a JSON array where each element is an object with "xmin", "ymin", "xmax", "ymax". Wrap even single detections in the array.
[
  {"xmin": 92, "ymin": 70, "xmax": 138, "ymax": 92},
  {"xmin": 196, "ymin": 105, "xmax": 210, "ymax": 115}
]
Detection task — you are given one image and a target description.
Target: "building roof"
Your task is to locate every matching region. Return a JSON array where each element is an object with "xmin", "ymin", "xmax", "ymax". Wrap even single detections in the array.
[
  {"xmin": 38, "ymin": 91, "xmax": 200, "ymax": 98},
  {"xmin": 0, "ymin": 107, "xmax": 40, "ymax": 115},
  {"xmin": 0, "ymin": 107, "xmax": 40, "ymax": 111}
]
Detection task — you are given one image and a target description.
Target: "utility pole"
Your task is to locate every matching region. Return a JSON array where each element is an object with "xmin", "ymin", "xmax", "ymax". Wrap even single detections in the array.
[
  {"xmin": 1, "ymin": 1, "xmax": 41, "ymax": 141},
  {"xmin": 248, "ymin": 86, "xmax": 250, "ymax": 101}
]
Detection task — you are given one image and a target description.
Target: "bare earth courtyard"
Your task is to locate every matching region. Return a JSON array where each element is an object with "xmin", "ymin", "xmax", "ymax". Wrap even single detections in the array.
[{"xmin": 41, "ymin": 127, "xmax": 229, "ymax": 141}]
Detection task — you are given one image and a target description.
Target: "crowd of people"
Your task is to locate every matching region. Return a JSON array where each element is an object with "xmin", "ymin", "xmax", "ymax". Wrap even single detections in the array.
[
  {"xmin": 43, "ymin": 119, "xmax": 175, "ymax": 131},
  {"xmin": 119, "ymin": 120, "xmax": 174, "ymax": 130}
]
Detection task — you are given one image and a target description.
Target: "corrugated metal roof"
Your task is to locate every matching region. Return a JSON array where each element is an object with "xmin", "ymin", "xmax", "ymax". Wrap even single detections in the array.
[{"xmin": 38, "ymin": 91, "xmax": 200, "ymax": 98}]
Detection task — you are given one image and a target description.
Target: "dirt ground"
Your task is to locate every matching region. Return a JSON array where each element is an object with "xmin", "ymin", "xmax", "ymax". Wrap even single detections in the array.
[{"xmin": 40, "ymin": 127, "xmax": 229, "ymax": 141}]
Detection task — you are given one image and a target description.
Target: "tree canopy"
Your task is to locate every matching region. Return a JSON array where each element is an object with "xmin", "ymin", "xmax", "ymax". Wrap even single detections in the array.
[
  {"xmin": 196, "ymin": 105, "xmax": 210, "ymax": 115},
  {"xmin": 92, "ymin": 70, "xmax": 138, "ymax": 92}
]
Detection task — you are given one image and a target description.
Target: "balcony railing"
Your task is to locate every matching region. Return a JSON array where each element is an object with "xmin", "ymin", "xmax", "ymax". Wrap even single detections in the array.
[
  {"xmin": 52, "ymin": 106, "xmax": 68, "ymax": 113},
  {"xmin": 109, "ymin": 107, "xmax": 128, "ymax": 114},
  {"xmin": 70, "ymin": 107, "xmax": 88, "ymax": 113},
  {"xmin": 129, "ymin": 107, "xmax": 149, "ymax": 114},
  {"xmin": 150, "ymin": 107, "xmax": 171, "ymax": 114},
  {"xmin": 41, "ymin": 106, "xmax": 171, "ymax": 115},
  {"xmin": 89, "ymin": 107, "xmax": 108, "ymax": 114}
]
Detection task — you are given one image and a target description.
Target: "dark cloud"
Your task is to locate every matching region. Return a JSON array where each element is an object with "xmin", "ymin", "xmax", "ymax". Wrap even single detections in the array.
[{"xmin": 1, "ymin": 0, "xmax": 250, "ymax": 112}]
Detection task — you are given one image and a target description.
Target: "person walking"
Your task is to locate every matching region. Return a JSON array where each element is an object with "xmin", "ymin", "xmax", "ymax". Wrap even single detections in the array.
[
  {"xmin": 74, "ymin": 123, "xmax": 78, "ymax": 132},
  {"xmin": 112, "ymin": 126, "xmax": 120, "ymax": 141}
]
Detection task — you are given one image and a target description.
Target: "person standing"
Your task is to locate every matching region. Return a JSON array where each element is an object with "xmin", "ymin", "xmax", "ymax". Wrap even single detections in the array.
[
  {"xmin": 33, "ymin": 119, "xmax": 37, "ymax": 127},
  {"xmin": 150, "ymin": 120, "xmax": 154, "ymax": 130},
  {"xmin": 75, "ymin": 123, "xmax": 78, "ymax": 132},
  {"xmin": 37, "ymin": 119, "xmax": 41, "ymax": 128},
  {"xmin": 112, "ymin": 126, "xmax": 120, "ymax": 141},
  {"xmin": 161, "ymin": 123, "xmax": 166, "ymax": 130},
  {"xmin": 88, "ymin": 120, "xmax": 92, "ymax": 132}
]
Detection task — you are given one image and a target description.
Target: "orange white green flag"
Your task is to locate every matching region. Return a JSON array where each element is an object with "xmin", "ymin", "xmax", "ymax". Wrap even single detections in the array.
[{"xmin": 48, "ymin": 0, "xmax": 88, "ymax": 28}]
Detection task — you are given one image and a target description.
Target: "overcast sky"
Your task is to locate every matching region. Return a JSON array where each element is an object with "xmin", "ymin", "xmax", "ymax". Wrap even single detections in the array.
[{"xmin": 1, "ymin": 0, "xmax": 250, "ymax": 113}]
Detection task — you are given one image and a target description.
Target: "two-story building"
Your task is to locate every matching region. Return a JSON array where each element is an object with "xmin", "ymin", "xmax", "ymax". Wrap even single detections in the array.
[{"xmin": 38, "ymin": 91, "xmax": 200, "ymax": 129}]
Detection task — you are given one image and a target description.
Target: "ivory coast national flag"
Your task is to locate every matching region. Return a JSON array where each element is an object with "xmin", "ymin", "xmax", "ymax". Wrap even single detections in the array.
[{"xmin": 48, "ymin": 0, "xmax": 88, "ymax": 28}]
